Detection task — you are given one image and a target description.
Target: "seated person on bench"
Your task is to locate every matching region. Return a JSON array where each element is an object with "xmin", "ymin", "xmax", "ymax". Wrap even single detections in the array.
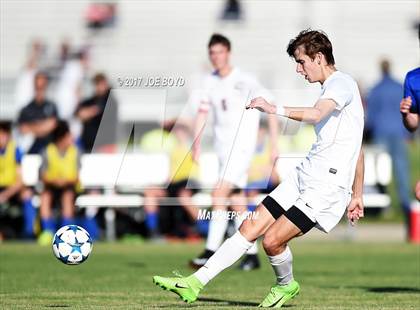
[
  {"xmin": 0, "ymin": 121, "xmax": 35, "ymax": 239},
  {"xmin": 142, "ymin": 121, "xmax": 206, "ymax": 239},
  {"xmin": 38, "ymin": 121, "xmax": 80, "ymax": 245}
]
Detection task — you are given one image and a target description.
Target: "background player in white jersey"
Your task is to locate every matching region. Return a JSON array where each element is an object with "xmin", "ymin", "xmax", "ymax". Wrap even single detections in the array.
[
  {"xmin": 153, "ymin": 29, "xmax": 365, "ymax": 308},
  {"xmin": 190, "ymin": 34, "xmax": 279, "ymax": 270}
]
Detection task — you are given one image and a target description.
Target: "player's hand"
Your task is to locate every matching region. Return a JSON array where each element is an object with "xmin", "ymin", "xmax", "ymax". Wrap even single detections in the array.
[
  {"xmin": 246, "ymin": 97, "xmax": 277, "ymax": 114},
  {"xmin": 400, "ymin": 96, "xmax": 412, "ymax": 115},
  {"xmin": 347, "ymin": 196, "xmax": 364, "ymax": 226}
]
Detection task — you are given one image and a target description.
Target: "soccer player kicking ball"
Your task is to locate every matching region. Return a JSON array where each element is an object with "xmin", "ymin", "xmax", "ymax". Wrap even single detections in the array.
[{"xmin": 153, "ymin": 29, "xmax": 365, "ymax": 308}]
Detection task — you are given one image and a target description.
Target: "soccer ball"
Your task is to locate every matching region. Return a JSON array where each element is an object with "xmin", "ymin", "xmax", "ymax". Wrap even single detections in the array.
[{"xmin": 52, "ymin": 225, "xmax": 93, "ymax": 265}]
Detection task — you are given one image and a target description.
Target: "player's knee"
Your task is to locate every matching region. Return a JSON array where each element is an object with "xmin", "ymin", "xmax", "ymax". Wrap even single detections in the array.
[
  {"xmin": 20, "ymin": 188, "xmax": 32, "ymax": 200},
  {"xmin": 178, "ymin": 189, "xmax": 193, "ymax": 198},
  {"xmin": 211, "ymin": 190, "xmax": 228, "ymax": 209},
  {"xmin": 144, "ymin": 204, "xmax": 159, "ymax": 213},
  {"xmin": 41, "ymin": 191, "xmax": 52, "ymax": 203},
  {"xmin": 211, "ymin": 188, "xmax": 225, "ymax": 199},
  {"xmin": 239, "ymin": 218, "xmax": 259, "ymax": 242},
  {"xmin": 62, "ymin": 189, "xmax": 74, "ymax": 198},
  {"xmin": 230, "ymin": 196, "xmax": 246, "ymax": 209},
  {"xmin": 262, "ymin": 233, "xmax": 285, "ymax": 255},
  {"xmin": 262, "ymin": 235, "xmax": 274, "ymax": 252}
]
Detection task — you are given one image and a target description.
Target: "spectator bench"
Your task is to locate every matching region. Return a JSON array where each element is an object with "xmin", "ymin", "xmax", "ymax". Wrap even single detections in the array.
[{"xmin": 21, "ymin": 147, "xmax": 391, "ymax": 240}]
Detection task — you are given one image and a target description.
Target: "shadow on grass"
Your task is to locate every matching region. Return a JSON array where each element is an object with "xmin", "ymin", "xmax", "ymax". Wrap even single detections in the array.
[
  {"xmin": 323, "ymin": 285, "xmax": 420, "ymax": 294},
  {"xmin": 45, "ymin": 305, "xmax": 71, "ymax": 308},
  {"xmin": 364, "ymin": 286, "xmax": 420, "ymax": 293},
  {"xmin": 199, "ymin": 297, "xmax": 293, "ymax": 307}
]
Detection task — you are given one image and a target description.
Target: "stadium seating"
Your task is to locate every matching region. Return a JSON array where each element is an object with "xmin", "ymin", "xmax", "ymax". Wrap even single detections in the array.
[{"xmin": 1, "ymin": 1, "xmax": 419, "ymax": 120}]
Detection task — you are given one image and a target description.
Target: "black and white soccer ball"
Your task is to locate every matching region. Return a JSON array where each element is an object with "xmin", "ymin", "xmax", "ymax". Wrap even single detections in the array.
[{"xmin": 52, "ymin": 225, "xmax": 93, "ymax": 265}]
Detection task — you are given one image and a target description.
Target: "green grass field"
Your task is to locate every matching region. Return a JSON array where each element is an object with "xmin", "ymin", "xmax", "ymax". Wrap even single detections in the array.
[{"xmin": 0, "ymin": 241, "xmax": 419, "ymax": 309}]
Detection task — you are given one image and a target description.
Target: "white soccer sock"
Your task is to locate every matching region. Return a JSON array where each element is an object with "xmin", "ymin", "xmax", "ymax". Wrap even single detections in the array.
[
  {"xmin": 234, "ymin": 216, "xmax": 258, "ymax": 255},
  {"xmin": 205, "ymin": 211, "xmax": 229, "ymax": 252},
  {"xmin": 194, "ymin": 231, "xmax": 253, "ymax": 285},
  {"xmin": 268, "ymin": 246, "xmax": 294, "ymax": 286}
]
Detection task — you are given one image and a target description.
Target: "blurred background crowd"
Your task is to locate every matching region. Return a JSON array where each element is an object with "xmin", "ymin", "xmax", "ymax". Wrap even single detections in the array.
[{"xmin": 0, "ymin": 0, "xmax": 419, "ymax": 243}]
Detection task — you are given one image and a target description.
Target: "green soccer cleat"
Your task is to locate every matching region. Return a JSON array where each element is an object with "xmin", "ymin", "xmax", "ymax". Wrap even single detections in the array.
[
  {"xmin": 152, "ymin": 273, "xmax": 203, "ymax": 304},
  {"xmin": 258, "ymin": 280, "xmax": 300, "ymax": 308}
]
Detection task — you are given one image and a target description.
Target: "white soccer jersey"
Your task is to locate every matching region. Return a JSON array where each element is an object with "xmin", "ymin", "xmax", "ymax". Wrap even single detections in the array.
[
  {"xmin": 297, "ymin": 71, "xmax": 365, "ymax": 192},
  {"xmin": 268, "ymin": 71, "xmax": 364, "ymax": 232},
  {"xmin": 198, "ymin": 67, "xmax": 273, "ymax": 186}
]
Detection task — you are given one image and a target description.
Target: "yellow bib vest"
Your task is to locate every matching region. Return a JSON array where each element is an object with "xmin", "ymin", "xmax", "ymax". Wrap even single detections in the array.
[
  {"xmin": 0, "ymin": 141, "xmax": 18, "ymax": 186},
  {"xmin": 170, "ymin": 144, "xmax": 198, "ymax": 183},
  {"xmin": 44, "ymin": 144, "xmax": 78, "ymax": 182}
]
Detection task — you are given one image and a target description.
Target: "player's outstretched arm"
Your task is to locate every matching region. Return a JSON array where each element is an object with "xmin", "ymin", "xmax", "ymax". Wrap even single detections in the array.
[
  {"xmin": 347, "ymin": 148, "xmax": 364, "ymax": 225},
  {"xmin": 246, "ymin": 97, "xmax": 336, "ymax": 124},
  {"xmin": 282, "ymin": 99, "xmax": 336, "ymax": 124}
]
